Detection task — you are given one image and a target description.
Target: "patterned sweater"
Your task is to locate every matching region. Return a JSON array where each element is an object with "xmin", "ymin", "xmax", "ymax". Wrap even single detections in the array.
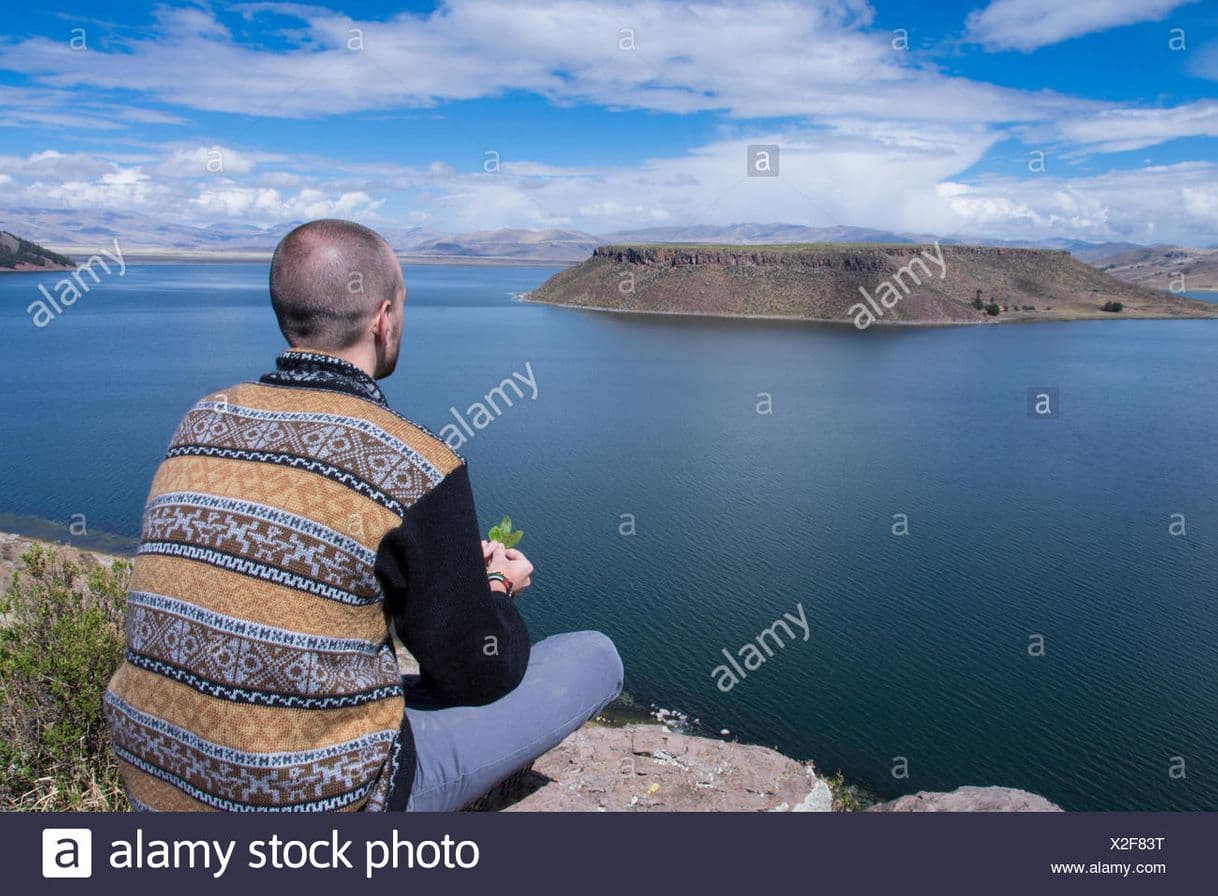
[{"xmin": 104, "ymin": 349, "xmax": 531, "ymax": 811}]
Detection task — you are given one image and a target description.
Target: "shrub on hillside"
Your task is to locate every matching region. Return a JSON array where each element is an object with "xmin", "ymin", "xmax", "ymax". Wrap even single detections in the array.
[
  {"xmin": 0, "ymin": 545, "xmax": 129, "ymax": 810},
  {"xmin": 985, "ymin": 303, "xmax": 1000, "ymax": 316},
  {"xmin": 1101, "ymin": 301, "xmax": 1124, "ymax": 312}
]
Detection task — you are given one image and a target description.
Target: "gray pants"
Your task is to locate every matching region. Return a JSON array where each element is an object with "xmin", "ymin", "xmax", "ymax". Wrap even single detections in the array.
[{"xmin": 402, "ymin": 631, "xmax": 624, "ymax": 811}]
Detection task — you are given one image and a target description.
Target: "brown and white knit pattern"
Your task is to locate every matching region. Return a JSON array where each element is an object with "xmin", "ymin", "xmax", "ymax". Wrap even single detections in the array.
[{"xmin": 105, "ymin": 366, "xmax": 463, "ymax": 812}]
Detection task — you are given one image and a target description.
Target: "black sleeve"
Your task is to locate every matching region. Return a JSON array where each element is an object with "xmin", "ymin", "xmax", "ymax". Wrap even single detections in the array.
[{"xmin": 375, "ymin": 463, "xmax": 531, "ymax": 706}]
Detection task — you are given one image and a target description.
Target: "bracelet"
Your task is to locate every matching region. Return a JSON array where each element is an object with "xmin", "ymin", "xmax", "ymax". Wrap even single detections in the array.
[{"xmin": 487, "ymin": 571, "xmax": 514, "ymax": 598}]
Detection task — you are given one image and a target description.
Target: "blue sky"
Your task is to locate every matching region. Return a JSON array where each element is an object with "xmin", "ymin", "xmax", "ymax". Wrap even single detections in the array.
[{"xmin": 1, "ymin": 0, "xmax": 1217, "ymax": 243}]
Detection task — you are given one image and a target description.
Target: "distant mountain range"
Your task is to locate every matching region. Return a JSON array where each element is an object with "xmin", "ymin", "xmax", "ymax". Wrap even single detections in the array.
[
  {"xmin": 3, "ymin": 208, "xmax": 1213, "ymax": 290},
  {"xmin": 404, "ymin": 227, "xmax": 602, "ymax": 261}
]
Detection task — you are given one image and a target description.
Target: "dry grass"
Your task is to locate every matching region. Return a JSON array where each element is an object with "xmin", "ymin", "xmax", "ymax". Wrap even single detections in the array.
[{"xmin": 11, "ymin": 766, "xmax": 129, "ymax": 812}]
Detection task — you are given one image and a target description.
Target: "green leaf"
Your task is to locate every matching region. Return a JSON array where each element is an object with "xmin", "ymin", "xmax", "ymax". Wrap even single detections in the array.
[{"xmin": 486, "ymin": 514, "xmax": 524, "ymax": 547}]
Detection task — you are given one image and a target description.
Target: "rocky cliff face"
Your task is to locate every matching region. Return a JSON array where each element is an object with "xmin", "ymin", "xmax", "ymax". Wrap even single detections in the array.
[
  {"xmin": 526, "ymin": 243, "xmax": 1218, "ymax": 324},
  {"xmin": 592, "ymin": 243, "xmax": 1014, "ymax": 268}
]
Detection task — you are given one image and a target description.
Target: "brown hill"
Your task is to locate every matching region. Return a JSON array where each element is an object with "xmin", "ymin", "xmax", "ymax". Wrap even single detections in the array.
[
  {"xmin": 0, "ymin": 230, "xmax": 75, "ymax": 271},
  {"xmin": 525, "ymin": 243, "xmax": 1218, "ymax": 325},
  {"xmin": 1088, "ymin": 245, "xmax": 1218, "ymax": 292}
]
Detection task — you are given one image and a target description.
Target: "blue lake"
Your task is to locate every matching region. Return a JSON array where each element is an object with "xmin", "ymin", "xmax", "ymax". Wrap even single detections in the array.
[{"xmin": 2, "ymin": 262, "xmax": 1217, "ymax": 810}]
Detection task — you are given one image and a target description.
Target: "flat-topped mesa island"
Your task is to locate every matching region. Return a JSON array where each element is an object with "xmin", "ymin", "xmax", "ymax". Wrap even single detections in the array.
[{"xmin": 524, "ymin": 243, "xmax": 1218, "ymax": 326}]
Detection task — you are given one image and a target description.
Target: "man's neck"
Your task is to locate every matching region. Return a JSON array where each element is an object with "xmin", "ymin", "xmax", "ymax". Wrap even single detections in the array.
[{"xmin": 291, "ymin": 344, "xmax": 378, "ymax": 381}]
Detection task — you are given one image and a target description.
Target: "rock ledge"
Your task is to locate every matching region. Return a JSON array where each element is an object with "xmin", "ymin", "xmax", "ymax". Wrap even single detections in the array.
[
  {"xmin": 483, "ymin": 724, "xmax": 1061, "ymax": 812},
  {"xmin": 499, "ymin": 723, "xmax": 832, "ymax": 812},
  {"xmin": 868, "ymin": 785, "xmax": 1062, "ymax": 813}
]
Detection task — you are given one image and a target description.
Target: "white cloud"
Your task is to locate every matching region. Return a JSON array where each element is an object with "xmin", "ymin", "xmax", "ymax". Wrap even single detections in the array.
[
  {"xmin": 2, "ymin": 146, "xmax": 382, "ymax": 226},
  {"xmin": 936, "ymin": 162, "xmax": 1218, "ymax": 241},
  {"xmin": 1056, "ymin": 100, "xmax": 1218, "ymax": 153},
  {"xmin": 393, "ymin": 132, "xmax": 1218, "ymax": 243},
  {"xmin": 964, "ymin": 0, "xmax": 1197, "ymax": 52},
  {"xmin": 0, "ymin": 85, "xmax": 188, "ymax": 132},
  {"xmin": 1190, "ymin": 42, "xmax": 1218, "ymax": 79},
  {"xmin": 0, "ymin": 149, "xmax": 119, "ymax": 181},
  {"xmin": 394, "ymin": 121, "xmax": 999, "ymax": 233},
  {"xmin": 0, "ymin": 1, "xmax": 1078, "ymax": 124},
  {"xmin": 4, "ymin": 133, "xmax": 1217, "ymax": 243},
  {"xmin": 9, "ymin": 120, "xmax": 1218, "ymax": 243},
  {"xmin": 35, "ymin": 168, "xmax": 158, "ymax": 212},
  {"xmin": 157, "ymin": 145, "xmax": 258, "ymax": 176}
]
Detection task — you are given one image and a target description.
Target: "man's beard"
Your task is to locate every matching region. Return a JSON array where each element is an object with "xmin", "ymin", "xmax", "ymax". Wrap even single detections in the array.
[{"xmin": 375, "ymin": 336, "xmax": 401, "ymax": 379}]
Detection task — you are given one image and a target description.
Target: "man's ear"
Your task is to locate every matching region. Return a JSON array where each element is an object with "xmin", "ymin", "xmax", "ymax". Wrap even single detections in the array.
[{"xmin": 373, "ymin": 299, "xmax": 392, "ymax": 344}]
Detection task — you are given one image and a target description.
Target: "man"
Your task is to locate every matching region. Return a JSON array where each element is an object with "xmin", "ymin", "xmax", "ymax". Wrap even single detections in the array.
[{"xmin": 104, "ymin": 219, "xmax": 623, "ymax": 811}]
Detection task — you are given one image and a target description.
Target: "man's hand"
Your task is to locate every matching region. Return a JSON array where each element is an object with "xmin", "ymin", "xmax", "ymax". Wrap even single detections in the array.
[
  {"xmin": 481, "ymin": 539, "xmax": 533, "ymax": 594},
  {"xmin": 481, "ymin": 539, "xmax": 500, "ymax": 565}
]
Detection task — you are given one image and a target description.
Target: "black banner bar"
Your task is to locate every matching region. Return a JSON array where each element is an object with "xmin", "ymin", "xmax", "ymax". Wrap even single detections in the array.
[{"xmin": 9, "ymin": 811, "xmax": 1211, "ymax": 895}]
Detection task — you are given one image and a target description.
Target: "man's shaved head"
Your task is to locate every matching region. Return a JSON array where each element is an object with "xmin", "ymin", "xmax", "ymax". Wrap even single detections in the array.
[{"xmin": 269, "ymin": 219, "xmax": 403, "ymax": 351}]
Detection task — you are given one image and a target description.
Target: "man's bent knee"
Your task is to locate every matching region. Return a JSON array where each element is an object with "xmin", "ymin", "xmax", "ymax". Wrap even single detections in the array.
[
  {"xmin": 525, "ymin": 630, "xmax": 623, "ymax": 715},
  {"xmin": 573, "ymin": 630, "xmax": 623, "ymax": 706}
]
